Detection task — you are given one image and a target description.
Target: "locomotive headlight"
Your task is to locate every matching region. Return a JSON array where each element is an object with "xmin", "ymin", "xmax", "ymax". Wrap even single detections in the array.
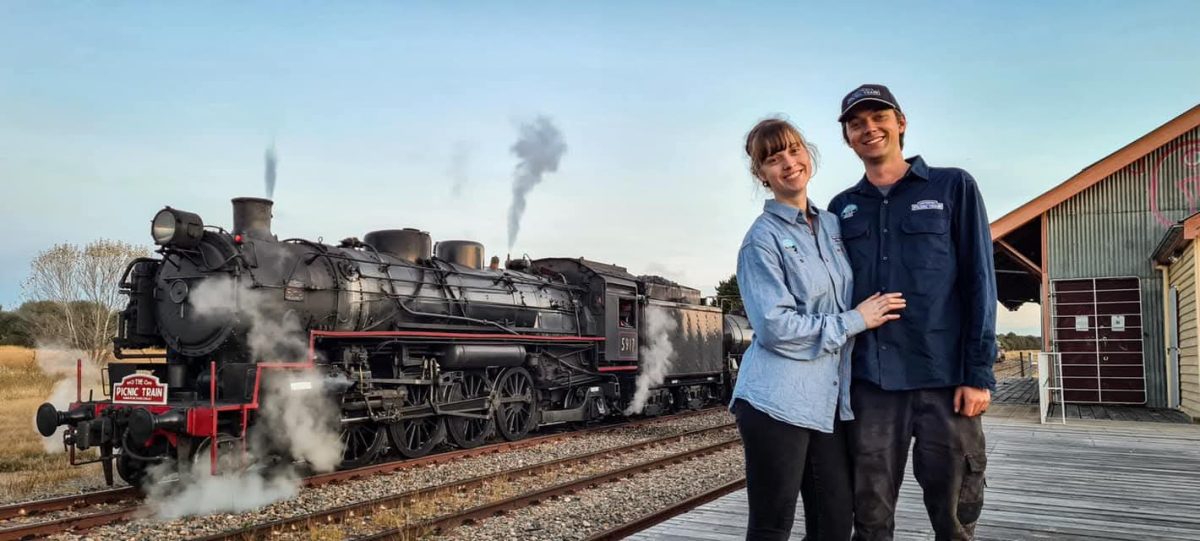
[{"xmin": 151, "ymin": 207, "xmax": 205, "ymax": 248}]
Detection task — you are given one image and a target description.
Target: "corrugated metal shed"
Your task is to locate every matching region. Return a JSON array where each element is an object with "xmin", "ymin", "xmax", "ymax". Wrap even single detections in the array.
[{"xmin": 1046, "ymin": 126, "xmax": 1200, "ymax": 407}]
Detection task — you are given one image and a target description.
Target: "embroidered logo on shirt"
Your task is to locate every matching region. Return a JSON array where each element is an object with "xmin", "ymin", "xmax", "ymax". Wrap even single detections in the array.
[
  {"xmin": 780, "ymin": 238, "xmax": 799, "ymax": 253},
  {"xmin": 840, "ymin": 204, "xmax": 858, "ymax": 220},
  {"xmin": 911, "ymin": 200, "xmax": 945, "ymax": 211}
]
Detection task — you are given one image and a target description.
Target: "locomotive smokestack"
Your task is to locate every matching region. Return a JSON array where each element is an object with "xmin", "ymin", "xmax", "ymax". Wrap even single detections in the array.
[{"xmin": 232, "ymin": 197, "xmax": 275, "ymax": 240}]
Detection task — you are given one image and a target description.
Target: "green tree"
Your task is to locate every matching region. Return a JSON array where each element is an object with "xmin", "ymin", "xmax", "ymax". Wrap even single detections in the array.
[
  {"xmin": 0, "ymin": 305, "xmax": 34, "ymax": 347},
  {"xmin": 716, "ymin": 274, "xmax": 743, "ymax": 314}
]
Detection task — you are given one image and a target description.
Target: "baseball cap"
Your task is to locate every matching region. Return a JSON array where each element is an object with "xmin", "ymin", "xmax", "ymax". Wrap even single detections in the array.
[{"xmin": 838, "ymin": 84, "xmax": 901, "ymax": 122}]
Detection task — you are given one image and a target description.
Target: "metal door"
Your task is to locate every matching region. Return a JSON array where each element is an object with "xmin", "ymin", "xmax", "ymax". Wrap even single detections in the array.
[{"xmin": 1051, "ymin": 277, "xmax": 1146, "ymax": 404}]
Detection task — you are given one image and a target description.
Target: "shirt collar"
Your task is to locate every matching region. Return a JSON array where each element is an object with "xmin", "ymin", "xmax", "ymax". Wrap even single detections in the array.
[
  {"xmin": 764, "ymin": 198, "xmax": 821, "ymax": 225},
  {"xmin": 850, "ymin": 155, "xmax": 930, "ymax": 195}
]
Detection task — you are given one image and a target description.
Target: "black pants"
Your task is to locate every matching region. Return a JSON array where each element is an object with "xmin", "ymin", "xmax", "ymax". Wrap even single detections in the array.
[
  {"xmin": 849, "ymin": 381, "xmax": 987, "ymax": 541},
  {"xmin": 734, "ymin": 399, "xmax": 853, "ymax": 541}
]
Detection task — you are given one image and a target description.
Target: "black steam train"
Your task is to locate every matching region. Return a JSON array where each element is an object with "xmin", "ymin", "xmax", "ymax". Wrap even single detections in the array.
[{"xmin": 36, "ymin": 197, "xmax": 753, "ymax": 486}]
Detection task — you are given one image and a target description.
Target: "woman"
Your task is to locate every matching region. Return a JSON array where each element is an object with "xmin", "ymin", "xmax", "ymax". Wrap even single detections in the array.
[{"xmin": 731, "ymin": 118, "xmax": 904, "ymax": 541}]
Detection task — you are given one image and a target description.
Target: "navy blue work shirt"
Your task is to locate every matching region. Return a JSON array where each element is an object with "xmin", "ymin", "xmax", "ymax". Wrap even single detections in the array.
[{"xmin": 828, "ymin": 156, "xmax": 998, "ymax": 391}]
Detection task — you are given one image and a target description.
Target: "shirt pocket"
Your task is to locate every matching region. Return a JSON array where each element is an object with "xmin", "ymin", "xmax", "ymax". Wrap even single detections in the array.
[
  {"xmin": 783, "ymin": 250, "xmax": 832, "ymax": 299},
  {"xmin": 899, "ymin": 213, "xmax": 952, "ymax": 270},
  {"xmin": 839, "ymin": 219, "xmax": 872, "ymax": 267}
]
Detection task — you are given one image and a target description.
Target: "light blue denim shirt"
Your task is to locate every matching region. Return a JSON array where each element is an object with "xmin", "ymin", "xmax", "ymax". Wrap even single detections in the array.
[{"xmin": 730, "ymin": 199, "xmax": 867, "ymax": 433}]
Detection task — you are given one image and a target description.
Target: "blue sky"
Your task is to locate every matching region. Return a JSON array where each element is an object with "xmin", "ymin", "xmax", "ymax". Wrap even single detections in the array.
[{"xmin": 2, "ymin": 1, "xmax": 1198, "ymax": 335}]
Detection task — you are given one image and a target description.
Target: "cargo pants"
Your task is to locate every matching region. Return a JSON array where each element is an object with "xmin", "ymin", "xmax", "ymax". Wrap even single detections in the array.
[{"xmin": 849, "ymin": 381, "xmax": 987, "ymax": 541}]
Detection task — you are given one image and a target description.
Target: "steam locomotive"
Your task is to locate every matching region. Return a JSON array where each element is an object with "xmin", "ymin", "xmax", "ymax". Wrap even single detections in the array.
[{"xmin": 36, "ymin": 197, "xmax": 753, "ymax": 487}]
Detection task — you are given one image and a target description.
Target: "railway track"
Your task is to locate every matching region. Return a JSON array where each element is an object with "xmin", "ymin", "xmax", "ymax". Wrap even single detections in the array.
[
  {"xmin": 207, "ymin": 422, "xmax": 739, "ymax": 540},
  {"xmin": 582, "ymin": 477, "xmax": 747, "ymax": 541},
  {"xmin": 0, "ymin": 407, "xmax": 723, "ymax": 540}
]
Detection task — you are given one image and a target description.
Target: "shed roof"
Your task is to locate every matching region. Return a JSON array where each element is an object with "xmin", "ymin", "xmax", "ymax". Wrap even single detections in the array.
[
  {"xmin": 989, "ymin": 104, "xmax": 1200, "ymax": 310},
  {"xmin": 991, "ymin": 105, "xmax": 1200, "ymax": 241}
]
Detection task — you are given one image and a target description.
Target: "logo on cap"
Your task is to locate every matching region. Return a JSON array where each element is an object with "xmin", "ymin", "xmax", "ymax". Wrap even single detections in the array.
[
  {"xmin": 838, "ymin": 84, "xmax": 900, "ymax": 122},
  {"xmin": 850, "ymin": 88, "xmax": 882, "ymax": 100}
]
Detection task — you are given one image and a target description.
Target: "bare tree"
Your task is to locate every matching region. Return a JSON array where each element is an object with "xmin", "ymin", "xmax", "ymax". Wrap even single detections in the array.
[{"xmin": 22, "ymin": 240, "xmax": 150, "ymax": 364}]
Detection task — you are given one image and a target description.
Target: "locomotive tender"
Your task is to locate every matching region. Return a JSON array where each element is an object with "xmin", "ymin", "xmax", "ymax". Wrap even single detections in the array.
[{"xmin": 36, "ymin": 197, "xmax": 753, "ymax": 486}]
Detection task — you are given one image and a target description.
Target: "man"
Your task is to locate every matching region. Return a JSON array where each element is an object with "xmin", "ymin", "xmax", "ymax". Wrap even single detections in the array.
[{"xmin": 827, "ymin": 84, "xmax": 997, "ymax": 541}]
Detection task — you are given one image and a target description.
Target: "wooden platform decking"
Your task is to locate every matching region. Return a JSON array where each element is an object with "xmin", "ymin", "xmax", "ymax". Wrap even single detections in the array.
[
  {"xmin": 993, "ymin": 377, "xmax": 1039, "ymax": 405},
  {"xmin": 630, "ymin": 407, "xmax": 1200, "ymax": 540},
  {"xmin": 993, "ymin": 378, "xmax": 1191, "ymax": 423}
]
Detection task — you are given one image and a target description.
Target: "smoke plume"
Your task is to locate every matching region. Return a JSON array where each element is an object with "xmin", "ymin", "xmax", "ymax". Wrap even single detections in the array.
[
  {"xmin": 624, "ymin": 306, "xmax": 678, "ymax": 415},
  {"xmin": 142, "ymin": 276, "xmax": 343, "ymax": 517},
  {"xmin": 507, "ymin": 116, "xmax": 567, "ymax": 250},
  {"xmin": 264, "ymin": 145, "xmax": 278, "ymax": 200},
  {"xmin": 449, "ymin": 140, "xmax": 472, "ymax": 197},
  {"xmin": 33, "ymin": 345, "xmax": 102, "ymax": 453}
]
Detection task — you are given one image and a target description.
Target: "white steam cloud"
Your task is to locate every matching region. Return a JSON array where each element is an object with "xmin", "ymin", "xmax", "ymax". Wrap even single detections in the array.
[
  {"xmin": 34, "ymin": 345, "xmax": 102, "ymax": 453},
  {"xmin": 188, "ymin": 276, "xmax": 309, "ymax": 362},
  {"xmin": 507, "ymin": 116, "xmax": 567, "ymax": 250},
  {"xmin": 146, "ymin": 459, "xmax": 299, "ymax": 520},
  {"xmin": 143, "ymin": 276, "xmax": 343, "ymax": 518},
  {"xmin": 624, "ymin": 306, "xmax": 678, "ymax": 415},
  {"xmin": 252, "ymin": 369, "xmax": 343, "ymax": 473}
]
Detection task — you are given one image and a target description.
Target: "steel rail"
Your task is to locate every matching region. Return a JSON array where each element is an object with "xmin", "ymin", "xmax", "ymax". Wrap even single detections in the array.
[
  {"xmin": 582, "ymin": 477, "xmax": 747, "ymax": 540},
  {"xmin": 0, "ymin": 408, "xmax": 724, "ymax": 539},
  {"xmin": 197, "ymin": 423, "xmax": 738, "ymax": 541}
]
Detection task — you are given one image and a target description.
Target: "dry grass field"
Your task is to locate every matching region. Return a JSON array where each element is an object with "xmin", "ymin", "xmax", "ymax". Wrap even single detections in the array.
[{"xmin": 0, "ymin": 346, "xmax": 99, "ymax": 501}]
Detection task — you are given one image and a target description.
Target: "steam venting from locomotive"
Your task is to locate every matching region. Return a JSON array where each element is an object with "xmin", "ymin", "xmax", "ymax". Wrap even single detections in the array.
[
  {"xmin": 35, "ymin": 346, "xmax": 100, "ymax": 453},
  {"xmin": 507, "ymin": 116, "xmax": 566, "ymax": 250},
  {"xmin": 147, "ymin": 458, "xmax": 298, "ymax": 519},
  {"xmin": 144, "ymin": 277, "xmax": 343, "ymax": 517},
  {"xmin": 146, "ymin": 368, "xmax": 339, "ymax": 518},
  {"xmin": 189, "ymin": 276, "xmax": 309, "ymax": 362},
  {"xmin": 264, "ymin": 145, "xmax": 278, "ymax": 200},
  {"xmin": 625, "ymin": 306, "xmax": 679, "ymax": 415},
  {"xmin": 187, "ymin": 276, "xmax": 343, "ymax": 464}
]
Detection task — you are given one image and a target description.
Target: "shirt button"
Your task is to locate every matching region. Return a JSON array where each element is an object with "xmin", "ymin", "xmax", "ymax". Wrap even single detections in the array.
[
  {"xmin": 832, "ymin": 381, "xmax": 839, "ymax": 386},
  {"xmin": 883, "ymin": 199, "xmax": 890, "ymax": 205},
  {"xmin": 882, "ymin": 256, "xmax": 889, "ymax": 261},
  {"xmin": 883, "ymin": 228, "xmax": 889, "ymax": 233},
  {"xmin": 881, "ymin": 345, "xmax": 888, "ymax": 351}
]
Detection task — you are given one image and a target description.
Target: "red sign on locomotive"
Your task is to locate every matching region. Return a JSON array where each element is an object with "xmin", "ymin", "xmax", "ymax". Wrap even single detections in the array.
[{"xmin": 113, "ymin": 373, "xmax": 168, "ymax": 405}]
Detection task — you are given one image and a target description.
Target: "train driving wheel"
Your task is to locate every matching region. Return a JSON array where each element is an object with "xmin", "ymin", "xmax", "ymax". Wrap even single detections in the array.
[
  {"xmin": 446, "ymin": 372, "xmax": 494, "ymax": 449},
  {"xmin": 387, "ymin": 385, "xmax": 446, "ymax": 458},
  {"xmin": 338, "ymin": 423, "xmax": 386, "ymax": 469},
  {"xmin": 189, "ymin": 433, "xmax": 247, "ymax": 475},
  {"xmin": 494, "ymin": 367, "xmax": 539, "ymax": 441},
  {"xmin": 116, "ymin": 437, "xmax": 171, "ymax": 488}
]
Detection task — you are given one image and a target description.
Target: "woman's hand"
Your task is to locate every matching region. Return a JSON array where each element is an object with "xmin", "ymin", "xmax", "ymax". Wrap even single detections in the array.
[{"xmin": 855, "ymin": 292, "xmax": 906, "ymax": 329}]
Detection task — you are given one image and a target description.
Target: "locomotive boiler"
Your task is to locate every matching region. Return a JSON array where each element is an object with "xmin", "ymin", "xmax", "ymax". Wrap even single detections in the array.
[{"xmin": 36, "ymin": 197, "xmax": 753, "ymax": 487}]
